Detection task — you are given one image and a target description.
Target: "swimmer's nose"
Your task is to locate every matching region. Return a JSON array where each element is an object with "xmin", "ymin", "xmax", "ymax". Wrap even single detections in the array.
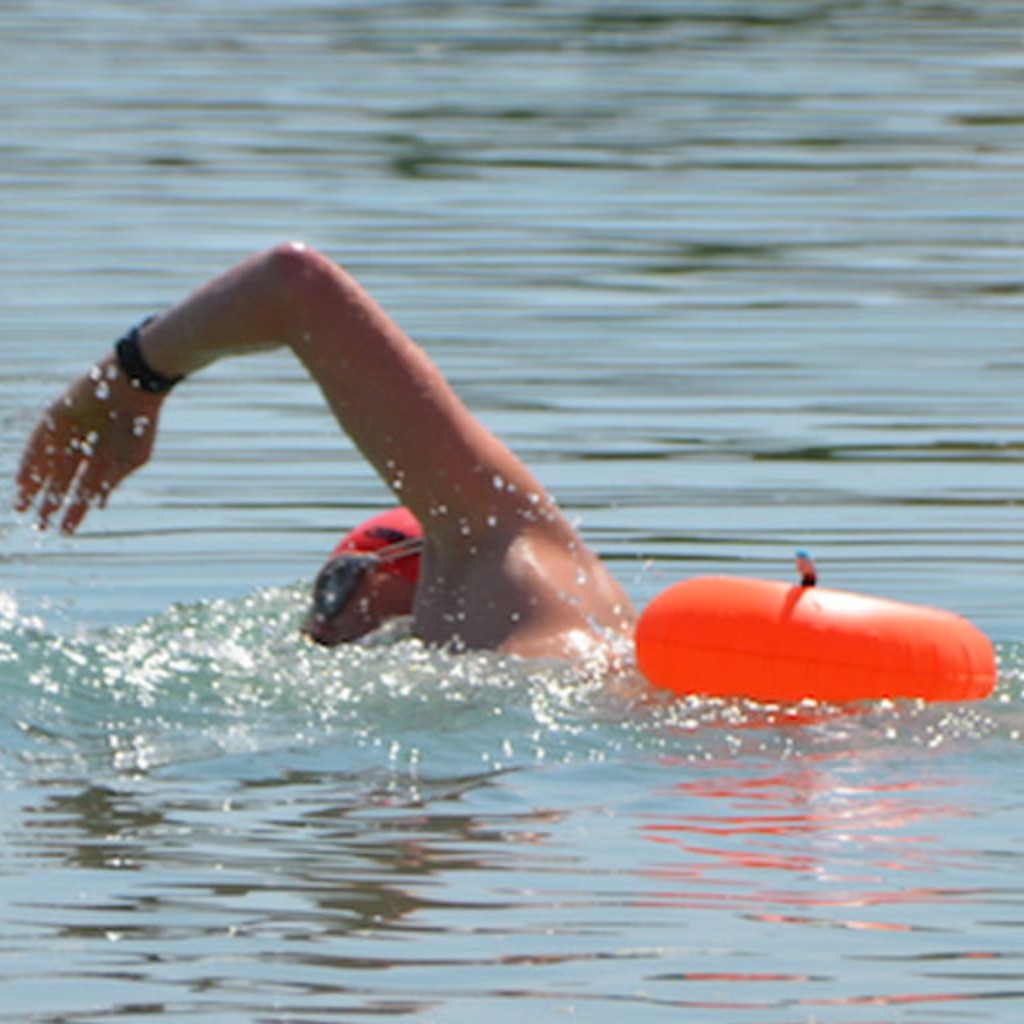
[
  {"xmin": 301, "ymin": 618, "xmax": 333, "ymax": 646},
  {"xmin": 301, "ymin": 605, "xmax": 352, "ymax": 647}
]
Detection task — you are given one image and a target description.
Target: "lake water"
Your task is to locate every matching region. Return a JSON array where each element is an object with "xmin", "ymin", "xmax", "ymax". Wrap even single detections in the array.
[{"xmin": 2, "ymin": 1, "xmax": 1024, "ymax": 1020}]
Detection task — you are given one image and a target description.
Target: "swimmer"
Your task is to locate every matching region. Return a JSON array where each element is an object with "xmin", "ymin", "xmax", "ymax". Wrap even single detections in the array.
[
  {"xmin": 14, "ymin": 243, "xmax": 635, "ymax": 659},
  {"xmin": 306, "ymin": 506, "xmax": 424, "ymax": 646}
]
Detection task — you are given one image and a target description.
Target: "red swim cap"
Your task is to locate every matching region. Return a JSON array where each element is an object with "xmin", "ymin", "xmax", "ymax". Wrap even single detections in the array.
[{"xmin": 331, "ymin": 507, "xmax": 423, "ymax": 585}]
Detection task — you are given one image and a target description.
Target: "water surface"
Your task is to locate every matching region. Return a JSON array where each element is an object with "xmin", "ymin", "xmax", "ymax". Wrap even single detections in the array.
[{"xmin": 2, "ymin": 1, "xmax": 1024, "ymax": 1020}]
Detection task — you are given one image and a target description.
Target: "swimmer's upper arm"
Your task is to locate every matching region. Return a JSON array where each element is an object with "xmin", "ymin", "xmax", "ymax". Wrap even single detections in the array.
[{"xmin": 280, "ymin": 249, "xmax": 573, "ymax": 555}]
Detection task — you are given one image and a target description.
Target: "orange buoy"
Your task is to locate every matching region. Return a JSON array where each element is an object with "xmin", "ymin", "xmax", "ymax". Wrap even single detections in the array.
[{"xmin": 635, "ymin": 576, "xmax": 997, "ymax": 704}]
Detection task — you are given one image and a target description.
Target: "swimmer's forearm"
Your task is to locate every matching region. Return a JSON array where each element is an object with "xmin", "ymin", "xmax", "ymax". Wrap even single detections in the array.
[{"xmin": 132, "ymin": 249, "xmax": 295, "ymax": 379}]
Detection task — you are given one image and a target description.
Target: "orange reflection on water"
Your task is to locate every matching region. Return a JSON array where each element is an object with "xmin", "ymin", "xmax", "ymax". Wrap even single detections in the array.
[{"xmin": 635, "ymin": 756, "xmax": 970, "ymax": 930}]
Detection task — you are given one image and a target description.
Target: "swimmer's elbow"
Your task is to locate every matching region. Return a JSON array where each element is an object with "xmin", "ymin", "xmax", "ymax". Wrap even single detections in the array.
[
  {"xmin": 257, "ymin": 243, "xmax": 364, "ymax": 346},
  {"xmin": 262, "ymin": 241, "xmax": 346, "ymax": 290}
]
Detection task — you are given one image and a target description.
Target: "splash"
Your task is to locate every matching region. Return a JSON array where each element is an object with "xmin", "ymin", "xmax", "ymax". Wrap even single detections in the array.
[{"xmin": 0, "ymin": 585, "xmax": 1020, "ymax": 784}]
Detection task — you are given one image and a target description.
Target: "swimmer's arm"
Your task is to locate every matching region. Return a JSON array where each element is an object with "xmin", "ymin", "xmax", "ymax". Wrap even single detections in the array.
[
  {"xmin": 16, "ymin": 243, "xmax": 566, "ymax": 549},
  {"xmin": 142, "ymin": 243, "xmax": 572, "ymax": 553}
]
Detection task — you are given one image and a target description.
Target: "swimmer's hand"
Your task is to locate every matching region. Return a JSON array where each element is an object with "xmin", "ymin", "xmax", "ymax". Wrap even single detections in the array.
[{"xmin": 14, "ymin": 354, "xmax": 164, "ymax": 533}]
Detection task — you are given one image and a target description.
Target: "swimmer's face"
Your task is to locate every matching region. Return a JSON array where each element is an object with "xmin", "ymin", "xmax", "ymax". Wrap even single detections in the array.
[{"xmin": 303, "ymin": 553, "xmax": 415, "ymax": 646}]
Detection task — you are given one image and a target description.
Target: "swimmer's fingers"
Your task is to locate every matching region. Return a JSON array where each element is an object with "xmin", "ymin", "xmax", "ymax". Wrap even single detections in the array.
[
  {"xmin": 60, "ymin": 457, "xmax": 134, "ymax": 534},
  {"xmin": 59, "ymin": 502, "xmax": 91, "ymax": 536},
  {"xmin": 13, "ymin": 420, "xmax": 54, "ymax": 513},
  {"xmin": 37, "ymin": 449, "xmax": 88, "ymax": 531},
  {"xmin": 14, "ymin": 413, "xmax": 78, "ymax": 522}
]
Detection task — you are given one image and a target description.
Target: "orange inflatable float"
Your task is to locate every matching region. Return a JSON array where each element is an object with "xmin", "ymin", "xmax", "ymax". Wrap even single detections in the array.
[{"xmin": 636, "ymin": 572, "xmax": 997, "ymax": 704}]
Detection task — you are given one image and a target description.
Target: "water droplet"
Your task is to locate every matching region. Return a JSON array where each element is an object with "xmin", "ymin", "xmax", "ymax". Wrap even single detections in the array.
[
  {"xmin": 132, "ymin": 416, "xmax": 150, "ymax": 438},
  {"xmin": 492, "ymin": 474, "xmax": 505, "ymax": 491},
  {"xmin": 94, "ymin": 380, "xmax": 110, "ymax": 401}
]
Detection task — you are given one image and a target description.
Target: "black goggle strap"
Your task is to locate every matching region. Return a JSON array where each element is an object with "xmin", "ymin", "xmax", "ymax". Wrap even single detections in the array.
[{"xmin": 372, "ymin": 534, "xmax": 425, "ymax": 565}]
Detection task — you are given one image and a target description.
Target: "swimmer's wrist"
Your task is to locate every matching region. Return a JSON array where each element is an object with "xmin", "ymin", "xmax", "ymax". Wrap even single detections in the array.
[{"xmin": 114, "ymin": 317, "xmax": 185, "ymax": 394}]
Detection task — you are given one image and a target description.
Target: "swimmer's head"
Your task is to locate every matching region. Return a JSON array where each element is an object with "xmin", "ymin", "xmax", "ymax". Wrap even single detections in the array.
[{"xmin": 302, "ymin": 508, "xmax": 423, "ymax": 646}]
